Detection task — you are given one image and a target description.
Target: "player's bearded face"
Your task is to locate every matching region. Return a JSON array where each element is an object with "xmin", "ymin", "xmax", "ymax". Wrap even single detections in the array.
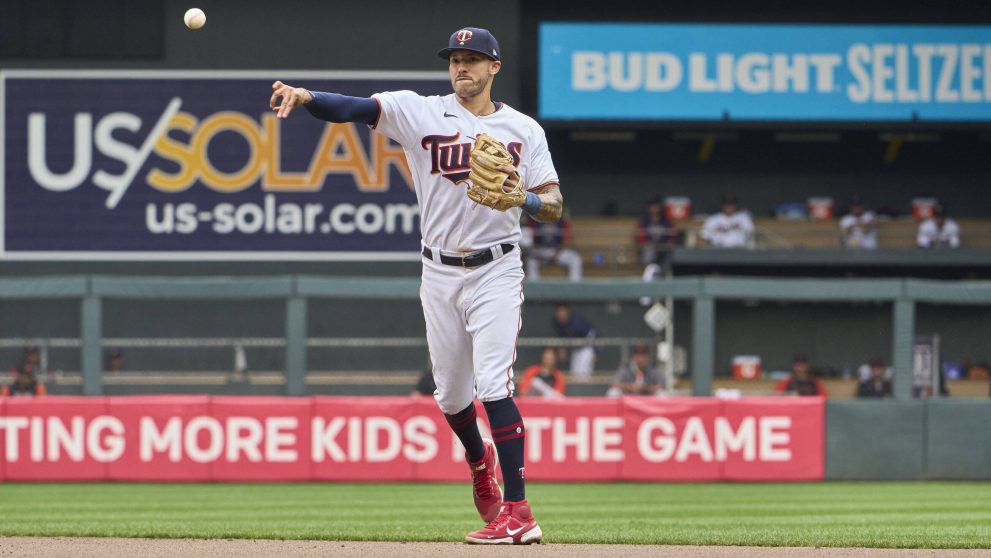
[{"xmin": 449, "ymin": 52, "xmax": 499, "ymax": 99}]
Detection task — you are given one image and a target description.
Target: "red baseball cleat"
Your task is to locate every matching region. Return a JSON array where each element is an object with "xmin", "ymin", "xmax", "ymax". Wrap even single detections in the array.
[
  {"xmin": 468, "ymin": 439, "xmax": 502, "ymax": 523},
  {"xmin": 464, "ymin": 499, "xmax": 542, "ymax": 545}
]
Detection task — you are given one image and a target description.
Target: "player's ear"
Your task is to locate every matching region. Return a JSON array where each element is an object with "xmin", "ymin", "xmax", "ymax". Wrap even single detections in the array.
[{"xmin": 489, "ymin": 60, "xmax": 501, "ymax": 75}]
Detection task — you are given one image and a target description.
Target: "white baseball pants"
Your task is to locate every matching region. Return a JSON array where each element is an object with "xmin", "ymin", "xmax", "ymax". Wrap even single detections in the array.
[{"xmin": 420, "ymin": 246, "xmax": 525, "ymax": 414}]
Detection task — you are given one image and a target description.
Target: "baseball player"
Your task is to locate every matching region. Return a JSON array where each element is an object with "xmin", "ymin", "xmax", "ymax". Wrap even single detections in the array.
[{"xmin": 270, "ymin": 27, "xmax": 562, "ymax": 545}]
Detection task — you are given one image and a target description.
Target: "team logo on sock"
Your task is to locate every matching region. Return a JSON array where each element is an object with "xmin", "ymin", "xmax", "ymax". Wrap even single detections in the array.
[{"xmin": 518, "ymin": 467, "xmax": 525, "ymax": 479}]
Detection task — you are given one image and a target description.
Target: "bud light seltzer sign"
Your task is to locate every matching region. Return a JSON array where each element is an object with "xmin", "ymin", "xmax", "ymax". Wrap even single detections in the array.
[
  {"xmin": 540, "ymin": 23, "xmax": 991, "ymax": 121},
  {"xmin": 1, "ymin": 71, "xmax": 448, "ymax": 259}
]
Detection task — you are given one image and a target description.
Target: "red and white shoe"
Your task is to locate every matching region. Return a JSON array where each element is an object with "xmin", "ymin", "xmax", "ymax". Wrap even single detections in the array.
[
  {"xmin": 465, "ymin": 500, "xmax": 542, "ymax": 545},
  {"xmin": 468, "ymin": 439, "xmax": 502, "ymax": 523}
]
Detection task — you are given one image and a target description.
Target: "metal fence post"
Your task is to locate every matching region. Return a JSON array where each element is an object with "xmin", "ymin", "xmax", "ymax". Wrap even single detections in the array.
[
  {"xmin": 81, "ymin": 281, "xmax": 103, "ymax": 396},
  {"xmin": 285, "ymin": 294, "xmax": 307, "ymax": 396},
  {"xmin": 892, "ymin": 298, "xmax": 916, "ymax": 401},
  {"xmin": 691, "ymin": 296, "xmax": 715, "ymax": 396}
]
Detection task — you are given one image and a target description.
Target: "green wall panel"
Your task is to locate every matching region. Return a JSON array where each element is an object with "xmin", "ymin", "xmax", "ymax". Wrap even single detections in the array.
[
  {"xmin": 826, "ymin": 400, "xmax": 925, "ymax": 480},
  {"xmin": 926, "ymin": 400, "xmax": 991, "ymax": 480}
]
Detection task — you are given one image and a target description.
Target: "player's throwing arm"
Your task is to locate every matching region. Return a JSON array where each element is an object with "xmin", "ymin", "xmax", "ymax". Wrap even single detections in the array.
[{"xmin": 269, "ymin": 81, "xmax": 313, "ymax": 119}]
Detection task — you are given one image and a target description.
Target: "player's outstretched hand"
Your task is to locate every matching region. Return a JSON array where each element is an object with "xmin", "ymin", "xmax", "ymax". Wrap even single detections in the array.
[{"xmin": 270, "ymin": 81, "xmax": 313, "ymax": 119}]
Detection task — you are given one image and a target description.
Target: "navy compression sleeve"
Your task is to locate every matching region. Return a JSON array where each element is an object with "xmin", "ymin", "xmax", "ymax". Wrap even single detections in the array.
[{"xmin": 304, "ymin": 91, "xmax": 380, "ymax": 125}]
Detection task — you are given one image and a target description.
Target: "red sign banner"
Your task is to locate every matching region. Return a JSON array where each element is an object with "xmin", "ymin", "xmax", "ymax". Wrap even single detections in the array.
[{"xmin": 0, "ymin": 396, "xmax": 823, "ymax": 482}]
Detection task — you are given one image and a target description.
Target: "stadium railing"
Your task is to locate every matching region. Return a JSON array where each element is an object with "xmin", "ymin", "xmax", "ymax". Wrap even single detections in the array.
[
  {"xmin": 4, "ymin": 275, "xmax": 991, "ymax": 399},
  {"xmin": 0, "ymin": 335, "xmax": 653, "ymax": 394}
]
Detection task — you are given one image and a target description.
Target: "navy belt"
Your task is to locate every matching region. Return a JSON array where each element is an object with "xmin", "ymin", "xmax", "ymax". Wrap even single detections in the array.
[{"xmin": 422, "ymin": 244, "xmax": 515, "ymax": 268}]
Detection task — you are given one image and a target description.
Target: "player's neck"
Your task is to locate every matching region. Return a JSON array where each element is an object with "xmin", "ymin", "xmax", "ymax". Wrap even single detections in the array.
[{"xmin": 456, "ymin": 93, "xmax": 496, "ymax": 117}]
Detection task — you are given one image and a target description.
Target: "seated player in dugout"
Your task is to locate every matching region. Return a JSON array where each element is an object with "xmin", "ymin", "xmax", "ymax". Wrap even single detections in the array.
[
  {"xmin": 523, "ymin": 211, "xmax": 583, "ymax": 282},
  {"xmin": 2, "ymin": 360, "xmax": 47, "ymax": 397},
  {"xmin": 839, "ymin": 195, "xmax": 878, "ymax": 250},
  {"xmin": 8, "ymin": 346, "xmax": 41, "ymax": 376},
  {"xmin": 607, "ymin": 343, "xmax": 665, "ymax": 397},
  {"xmin": 774, "ymin": 353, "xmax": 828, "ymax": 397},
  {"xmin": 856, "ymin": 357, "xmax": 893, "ymax": 399},
  {"xmin": 699, "ymin": 195, "xmax": 754, "ymax": 248},
  {"xmin": 518, "ymin": 346, "xmax": 567, "ymax": 398},
  {"xmin": 270, "ymin": 27, "xmax": 559, "ymax": 545},
  {"xmin": 916, "ymin": 205, "xmax": 960, "ymax": 248},
  {"xmin": 636, "ymin": 195, "xmax": 677, "ymax": 267}
]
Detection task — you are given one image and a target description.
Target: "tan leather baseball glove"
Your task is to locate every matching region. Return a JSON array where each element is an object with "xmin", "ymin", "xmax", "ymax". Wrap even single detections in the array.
[{"xmin": 466, "ymin": 133, "xmax": 524, "ymax": 211}]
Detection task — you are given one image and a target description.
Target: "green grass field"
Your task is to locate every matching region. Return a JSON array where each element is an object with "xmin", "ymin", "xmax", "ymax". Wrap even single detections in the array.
[{"xmin": 0, "ymin": 482, "xmax": 988, "ymax": 548}]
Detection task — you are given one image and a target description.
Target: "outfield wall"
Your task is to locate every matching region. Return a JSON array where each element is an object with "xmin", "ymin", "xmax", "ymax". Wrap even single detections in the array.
[
  {"xmin": 827, "ymin": 399, "xmax": 991, "ymax": 480},
  {"xmin": 3, "ymin": 396, "xmax": 990, "ymax": 481},
  {"xmin": 0, "ymin": 396, "xmax": 823, "ymax": 482}
]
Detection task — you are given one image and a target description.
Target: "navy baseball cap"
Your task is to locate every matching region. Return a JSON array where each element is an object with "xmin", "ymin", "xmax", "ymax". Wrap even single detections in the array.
[{"xmin": 437, "ymin": 27, "xmax": 501, "ymax": 61}]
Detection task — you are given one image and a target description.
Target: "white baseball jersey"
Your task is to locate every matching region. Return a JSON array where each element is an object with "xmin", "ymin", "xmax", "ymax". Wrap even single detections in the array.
[
  {"xmin": 839, "ymin": 212, "xmax": 878, "ymax": 249},
  {"xmin": 917, "ymin": 218, "xmax": 960, "ymax": 248},
  {"xmin": 370, "ymin": 90, "xmax": 558, "ymax": 413},
  {"xmin": 372, "ymin": 91, "xmax": 559, "ymax": 252},
  {"xmin": 700, "ymin": 211, "xmax": 754, "ymax": 247}
]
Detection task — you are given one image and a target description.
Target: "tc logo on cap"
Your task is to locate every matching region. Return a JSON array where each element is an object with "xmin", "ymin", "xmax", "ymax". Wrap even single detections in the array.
[{"xmin": 438, "ymin": 27, "xmax": 499, "ymax": 61}]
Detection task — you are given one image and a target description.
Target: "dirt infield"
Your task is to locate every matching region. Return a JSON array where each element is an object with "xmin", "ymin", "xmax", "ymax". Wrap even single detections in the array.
[{"xmin": 1, "ymin": 538, "xmax": 988, "ymax": 558}]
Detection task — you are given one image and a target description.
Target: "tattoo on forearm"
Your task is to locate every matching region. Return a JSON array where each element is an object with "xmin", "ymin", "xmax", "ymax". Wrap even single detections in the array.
[
  {"xmin": 533, "ymin": 200, "xmax": 562, "ymax": 222},
  {"xmin": 531, "ymin": 185, "xmax": 563, "ymax": 223}
]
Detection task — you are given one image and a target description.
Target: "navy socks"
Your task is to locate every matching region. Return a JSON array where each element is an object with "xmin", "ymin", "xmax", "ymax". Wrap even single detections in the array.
[
  {"xmin": 483, "ymin": 397, "xmax": 526, "ymax": 502},
  {"xmin": 445, "ymin": 398, "xmax": 528, "ymax": 502},
  {"xmin": 445, "ymin": 402, "xmax": 486, "ymax": 463}
]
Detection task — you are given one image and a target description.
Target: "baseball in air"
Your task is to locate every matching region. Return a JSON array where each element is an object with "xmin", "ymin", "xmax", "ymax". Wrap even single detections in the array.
[{"xmin": 183, "ymin": 8, "xmax": 206, "ymax": 29}]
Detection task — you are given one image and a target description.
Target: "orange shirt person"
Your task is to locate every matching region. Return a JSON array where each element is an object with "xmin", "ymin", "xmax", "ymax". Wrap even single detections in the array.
[
  {"xmin": 519, "ymin": 346, "xmax": 566, "ymax": 397},
  {"xmin": 2, "ymin": 362, "xmax": 47, "ymax": 397}
]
